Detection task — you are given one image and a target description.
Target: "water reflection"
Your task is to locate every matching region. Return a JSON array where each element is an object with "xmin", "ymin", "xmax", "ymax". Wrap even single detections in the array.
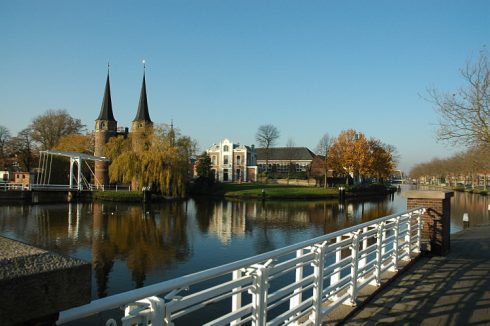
[
  {"xmin": 91, "ymin": 202, "xmax": 189, "ymax": 295},
  {"xmin": 0, "ymin": 191, "xmax": 413, "ymax": 301},
  {"xmin": 450, "ymin": 191, "xmax": 490, "ymax": 232}
]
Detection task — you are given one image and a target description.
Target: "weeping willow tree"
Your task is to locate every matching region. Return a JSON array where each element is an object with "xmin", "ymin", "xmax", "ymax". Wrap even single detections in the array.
[{"xmin": 104, "ymin": 125, "xmax": 194, "ymax": 198}]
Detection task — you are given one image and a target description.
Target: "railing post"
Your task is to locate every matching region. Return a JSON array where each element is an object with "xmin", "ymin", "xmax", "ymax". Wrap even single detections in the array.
[
  {"xmin": 122, "ymin": 296, "xmax": 166, "ymax": 326},
  {"xmin": 371, "ymin": 222, "xmax": 384, "ymax": 286},
  {"xmin": 416, "ymin": 210, "xmax": 423, "ymax": 253},
  {"xmin": 330, "ymin": 236, "xmax": 342, "ymax": 289},
  {"xmin": 405, "ymin": 214, "xmax": 413, "ymax": 259},
  {"xmin": 390, "ymin": 216, "xmax": 401, "ymax": 271},
  {"xmin": 231, "ymin": 269, "xmax": 242, "ymax": 326},
  {"xmin": 250, "ymin": 264, "xmax": 269, "ymax": 326},
  {"xmin": 348, "ymin": 231, "xmax": 360, "ymax": 305},
  {"xmin": 310, "ymin": 242, "xmax": 327, "ymax": 325},
  {"xmin": 358, "ymin": 226, "xmax": 369, "ymax": 280},
  {"xmin": 289, "ymin": 249, "xmax": 304, "ymax": 315}
]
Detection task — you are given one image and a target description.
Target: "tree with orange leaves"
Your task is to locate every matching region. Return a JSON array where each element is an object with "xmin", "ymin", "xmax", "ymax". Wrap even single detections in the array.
[{"xmin": 330, "ymin": 129, "xmax": 396, "ymax": 183}]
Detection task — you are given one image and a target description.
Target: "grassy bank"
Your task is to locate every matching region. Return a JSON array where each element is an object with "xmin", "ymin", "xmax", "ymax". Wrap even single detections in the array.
[
  {"xmin": 92, "ymin": 183, "xmax": 396, "ymax": 202},
  {"xmin": 92, "ymin": 190, "xmax": 143, "ymax": 202},
  {"xmin": 451, "ymin": 185, "xmax": 488, "ymax": 195},
  {"xmin": 219, "ymin": 183, "xmax": 395, "ymax": 199}
]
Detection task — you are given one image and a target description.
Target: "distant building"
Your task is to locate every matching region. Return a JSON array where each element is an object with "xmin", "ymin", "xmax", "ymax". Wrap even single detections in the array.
[
  {"xmin": 0, "ymin": 171, "xmax": 9, "ymax": 183},
  {"xmin": 255, "ymin": 147, "xmax": 316, "ymax": 174},
  {"xmin": 207, "ymin": 139, "xmax": 257, "ymax": 182},
  {"xmin": 14, "ymin": 172, "xmax": 33, "ymax": 189}
]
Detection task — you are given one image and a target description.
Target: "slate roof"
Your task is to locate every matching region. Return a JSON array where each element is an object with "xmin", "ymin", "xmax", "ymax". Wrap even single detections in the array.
[
  {"xmin": 256, "ymin": 147, "xmax": 316, "ymax": 161},
  {"xmin": 133, "ymin": 73, "xmax": 152, "ymax": 122},
  {"xmin": 96, "ymin": 73, "xmax": 116, "ymax": 122}
]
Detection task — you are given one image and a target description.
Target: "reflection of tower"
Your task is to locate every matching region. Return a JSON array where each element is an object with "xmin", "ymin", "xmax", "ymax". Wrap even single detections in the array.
[
  {"xmin": 131, "ymin": 67, "xmax": 153, "ymax": 190},
  {"xmin": 94, "ymin": 70, "xmax": 117, "ymax": 186},
  {"xmin": 92, "ymin": 202, "xmax": 114, "ymax": 298}
]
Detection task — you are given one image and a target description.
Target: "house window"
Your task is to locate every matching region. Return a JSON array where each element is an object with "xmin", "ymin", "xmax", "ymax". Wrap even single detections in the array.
[
  {"xmin": 212, "ymin": 156, "xmax": 216, "ymax": 164},
  {"xmin": 223, "ymin": 145, "xmax": 229, "ymax": 152},
  {"xmin": 236, "ymin": 155, "xmax": 241, "ymax": 165},
  {"xmin": 223, "ymin": 169, "xmax": 229, "ymax": 181},
  {"xmin": 224, "ymin": 155, "xmax": 229, "ymax": 165},
  {"xmin": 236, "ymin": 169, "xmax": 241, "ymax": 181}
]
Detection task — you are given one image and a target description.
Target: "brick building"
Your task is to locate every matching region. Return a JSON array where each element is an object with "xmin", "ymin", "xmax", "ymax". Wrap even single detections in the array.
[{"xmin": 255, "ymin": 147, "xmax": 316, "ymax": 174}]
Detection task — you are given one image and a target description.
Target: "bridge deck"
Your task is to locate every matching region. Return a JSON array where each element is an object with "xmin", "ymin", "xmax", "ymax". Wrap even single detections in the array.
[{"xmin": 340, "ymin": 223, "xmax": 490, "ymax": 325}]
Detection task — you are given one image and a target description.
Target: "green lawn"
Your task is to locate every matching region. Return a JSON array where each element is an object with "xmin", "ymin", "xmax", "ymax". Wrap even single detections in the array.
[
  {"xmin": 93, "ymin": 190, "xmax": 143, "ymax": 202},
  {"xmin": 221, "ymin": 183, "xmax": 338, "ymax": 199}
]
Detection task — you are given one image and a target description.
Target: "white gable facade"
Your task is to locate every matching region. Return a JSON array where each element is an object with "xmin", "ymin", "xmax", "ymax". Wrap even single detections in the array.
[{"xmin": 207, "ymin": 138, "xmax": 257, "ymax": 182}]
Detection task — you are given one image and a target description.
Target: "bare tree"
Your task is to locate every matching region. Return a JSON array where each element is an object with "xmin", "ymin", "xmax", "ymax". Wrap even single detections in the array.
[
  {"xmin": 0, "ymin": 125, "xmax": 11, "ymax": 169},
  {"xmin": 315, "ymin": 133, "xmax": 333, "ymax": 188},
  {"xmin": 255, "ymin": 124, "xmax": 280, "ymax": 179},
  {"xmin": 10, "ymin": 129, "xmax": 37, "ymax": 171},
  {"xmin": 30, "ymin": 109, "xmax": 86, "ymax": 150},
  {"xmin": 410, "ymin": 146, "xmax": 490, "ymax": 188},
  {"xmin": 427, "ymin": 49, "xmax": 490, "ymax": 148}
]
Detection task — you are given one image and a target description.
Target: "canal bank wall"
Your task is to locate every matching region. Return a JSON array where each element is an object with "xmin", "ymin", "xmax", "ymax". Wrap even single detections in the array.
[
  {"xmin": 0, "ymin": 190, "xmax": 92, "ymax": 203},
  {"xmin": 0, "ymin": 237, "xmax": 91, "ymax": 325}
]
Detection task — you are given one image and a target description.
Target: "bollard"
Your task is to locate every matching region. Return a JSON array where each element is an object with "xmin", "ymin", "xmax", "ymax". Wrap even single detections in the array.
[
  {"xmin": 338, "ymin": 187, "xmax": 345, "ymax": 201},
  {"xmin": 143, "ymin": 187, "xmax": 151, "ymax": 203}
]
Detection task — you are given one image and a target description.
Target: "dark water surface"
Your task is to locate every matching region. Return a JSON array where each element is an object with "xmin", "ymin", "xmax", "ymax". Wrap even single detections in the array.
[{"xmin": 0, "ymin": 186, "xmax": 488, "ymax": 303}]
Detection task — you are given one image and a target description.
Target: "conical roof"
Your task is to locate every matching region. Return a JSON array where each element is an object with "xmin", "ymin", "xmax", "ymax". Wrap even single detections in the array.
[
  {"xmin": 133, "ymin": 73, "xmax": 152, "ymax": 122},
  {"xmin": 97, "ymin": 73, "xmax": 116, "ymax": 121}
]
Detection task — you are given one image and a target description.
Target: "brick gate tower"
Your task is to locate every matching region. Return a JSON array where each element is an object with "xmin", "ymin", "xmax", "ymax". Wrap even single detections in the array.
[
  {"xmin": 94, "ymin": 70, "xmax": 117, "ymax": 187},
  {"xmin": 131, "ymin": 67, "xmax": 153, "ymax": 190}
]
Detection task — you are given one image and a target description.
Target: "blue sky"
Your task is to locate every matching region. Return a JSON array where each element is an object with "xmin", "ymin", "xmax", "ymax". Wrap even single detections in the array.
[{"xmin": 1, "ymin": 1, "xmax": 489, "ymax": 172}]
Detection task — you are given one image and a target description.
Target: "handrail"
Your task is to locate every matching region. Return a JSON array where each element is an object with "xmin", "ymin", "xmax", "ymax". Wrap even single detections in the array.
[
  {"xmin": 1, "ymin": 183, "xmax": 132, "ymax": 192},
  {"xmin": 57, "ymin": 207, "xmax": 425, "ymax": 325}
]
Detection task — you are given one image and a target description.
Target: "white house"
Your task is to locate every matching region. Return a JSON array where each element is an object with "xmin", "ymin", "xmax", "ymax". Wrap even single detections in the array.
[{"xmin": 207, "ymin": 139, "xmax": 257, "ymax": 182}]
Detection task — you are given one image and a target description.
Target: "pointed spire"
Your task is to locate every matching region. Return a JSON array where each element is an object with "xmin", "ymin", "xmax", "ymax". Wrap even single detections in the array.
[
  {"xmin": 169, "ymin": 119, "xmax": 176, "ymax": 146},
  {"xmin": 97, "ymin": 66, "xmax": 116, "ymax": 122},
  {"xmin": 133, "ymin": 60, "xmax": 152, "ymax": 123}
]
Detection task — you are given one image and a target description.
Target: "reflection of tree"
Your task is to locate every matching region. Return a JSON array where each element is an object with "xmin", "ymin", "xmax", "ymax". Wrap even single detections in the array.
[
  {"xmin": 193, "ymin": 198, "xmax": 216, "ymax": 232},
  {"xmin": 247, "ymin": 198, "xmax": 396, "ymax": 240},
  {"xmin": 120, "ymin": 204, "xmax": 186, "ymax": 288},
  {"xmin": 91, "ymin": 202, "xmax": 189, "ymax": 292},
  {"xmin": 255, "ymin": 202, "xmax": 275, "ymax": 253}
]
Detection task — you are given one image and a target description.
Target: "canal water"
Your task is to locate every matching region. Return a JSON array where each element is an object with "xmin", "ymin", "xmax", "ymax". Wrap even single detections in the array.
[{"xmin": 0, "ymin": 185, "xmax": 488, "ymax": 321}]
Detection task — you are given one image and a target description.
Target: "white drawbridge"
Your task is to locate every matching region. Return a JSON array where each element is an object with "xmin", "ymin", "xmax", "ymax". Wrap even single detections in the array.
[{"xmin": 36, "ymin": 150, "xmax": 110, "ymax": 191}]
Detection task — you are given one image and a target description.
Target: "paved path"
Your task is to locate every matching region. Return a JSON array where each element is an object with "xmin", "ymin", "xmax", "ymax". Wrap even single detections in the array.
[{"xmin": 342, "ymin": 224, "xmax": 490, "ymax": 325}]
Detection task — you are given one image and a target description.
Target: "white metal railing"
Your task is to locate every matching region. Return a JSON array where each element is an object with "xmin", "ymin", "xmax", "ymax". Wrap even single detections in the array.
[
  {"xmin": 1, "ymin": 182, "xmax": 133, "ymax": 192},
  {"xmin": 0, "ymin": 183, "xmax": 29, "ymax": 191},
  {"xmin": 57, "ymin": 208, "xmax": 424, "ymax": 326},
  {"xmin": 1, "ymin": 183, "xmax": 77, "ymax": 191},
  {"xmin": 89, "ymin": 184, "xmax": 132, "ymax": 191},
  {"xmin": 30, "ymin": 184, "xmax": 75, "ymax": 191}
]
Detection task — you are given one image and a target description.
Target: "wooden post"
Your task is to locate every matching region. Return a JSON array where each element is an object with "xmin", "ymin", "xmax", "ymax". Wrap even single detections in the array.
[{"xmin": 403, "ymin": 190, "xmax": 453, "ymax": 256}]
